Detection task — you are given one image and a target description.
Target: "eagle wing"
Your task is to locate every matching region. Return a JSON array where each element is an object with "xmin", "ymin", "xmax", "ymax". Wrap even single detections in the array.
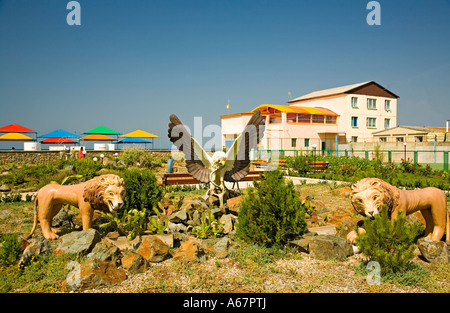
[
  {"xmin": 168, "ymin": 114, "xmax": 212, "ymax": 183},
  {"xmin": 223, "ymin": 110, "xmax": 265, "ymax": 182}
]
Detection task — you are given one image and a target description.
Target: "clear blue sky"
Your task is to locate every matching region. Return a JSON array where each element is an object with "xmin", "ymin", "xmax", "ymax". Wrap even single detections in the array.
[{"xmin": 1, "ymin": 0, "xmax": 449, "ymax": 149}]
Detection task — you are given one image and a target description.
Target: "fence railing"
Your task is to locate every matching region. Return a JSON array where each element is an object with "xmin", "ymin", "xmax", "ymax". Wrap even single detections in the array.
[{"xmin": 253, "ymin": 149, "xmax": 450, "ymax": 172}]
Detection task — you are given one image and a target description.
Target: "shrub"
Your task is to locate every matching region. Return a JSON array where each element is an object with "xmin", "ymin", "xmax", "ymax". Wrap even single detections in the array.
[
  {"xmin": 122, "ymin": 168, "xmax": 163, "ymax": 213},
  {"xmin": 0, "ymin": 233, "xmax": 23, "ymax": 266},
  {"xmin": 236, "ymin": 169, "xmax": 307, "ymax": 247},
  {"xmin": 356, "ymin": 205, "xmax": 422, "ymax": 274}
]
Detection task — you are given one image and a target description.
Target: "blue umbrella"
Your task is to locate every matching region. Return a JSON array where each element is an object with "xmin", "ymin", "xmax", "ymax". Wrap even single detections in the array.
[
  {"xmin": 41, "ymin": 129, "xmax": 81, "ymax": 138},
  {"xmin": 118, "ymin": 137, "xmax": 151, "ymax": 143}
]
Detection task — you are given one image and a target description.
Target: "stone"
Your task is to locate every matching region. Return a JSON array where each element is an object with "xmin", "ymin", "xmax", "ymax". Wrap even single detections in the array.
[
  {"xmin": 104, "ymin": 235, "xmax": 141, "ymax": 251},
  {"xmin": 19, "ymin": 235, "xmax": 52, "ymax": 265},
  {"xmin": 309, "ymin": 235, "xmax": 354, "ymax": 261},
  {"xmin": 136, "ymin": 235, "xmax": 170, "ymax": 263},
  {"xmin": 54, "ymin": 229, "xmax": 102, "ymax": 256},
  {"xmin": 167, "ymin": 221, "xmax": 188, "ymax": 233},
  {"xmin": 307, "ymin": 225, "xmax": 337, "ymax": 236},
  {"xmin": 331, "ymin": 186, "xmax": 352, "ymax": 198},
  {"xmin": 86, "ymin": 240, "xmax": 121, "ymax": 265},
  {"xmin": 63, "ymin": 259, "xmax": 127, "ymax": 291},
  {"xmin": 226, "ymin": 195, "xmax": 243, "ymax": 215},
  {"xmin": 52, "ymin": 207, "xmax": 73, "ymax": 228},
  {"xmin": 213, "ymin": 237, "xmax": 231, "ymax": 259},
  {"xmin": 173, "ymin": 240, "xmax": 205, "ymax": 262},
  {"xmin": 169, "ymin": 209, "xmax": 188, "ymax": 223},
  {"xmin": 121, "ymin": 251, "xmax": 148, "ymax": 274},
  {"xmin": 0, "ymin": 184, "xmax": 11, "ymax": 192},
  {"xmin": 219, "ymin": 214, "xmax": 234, "ymax": 234},
  {"xmin": 153, "ymin": 234, "xmax": 174, "ymax": 248},
  {"xmin": 210, "ymin": 207, "xmax": 222, "ymax": 218},
  {"xmin": 288, "ymin": 233, "xmax": 317, "ymax": 253},
  {"xmin": 417, "ymin": 237, "xmax": 449, "ymax": 264}
]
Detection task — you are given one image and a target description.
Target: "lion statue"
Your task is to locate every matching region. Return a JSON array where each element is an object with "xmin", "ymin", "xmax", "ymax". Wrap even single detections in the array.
[
  {"xmin": 347, "ymin": 177, "xmax": 449, "ymax": 245},
  {"xmin": 27, "ymin": 174, "xmax": 126, "ymax": 240}
]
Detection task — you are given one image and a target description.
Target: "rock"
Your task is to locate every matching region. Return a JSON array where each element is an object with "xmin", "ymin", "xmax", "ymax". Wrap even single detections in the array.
[
  {"xmin": 332, "ymin": 187, "xmax": 352, "ymax": 198},
  {"xmin": 136, "ymin": 235, "xmax": 170, "ymax": 263},
  {"xmin": 63, "ymin": 165, "xmax": 75, "ymax": 171},
  {"xmin": 121, "ymin": 251, "xmax": 148, "ymax": 274},
  {"xmin": 0, "ymin": 184, "xmax": 11, "ymax": 192},
  {"xmin": 210, "ymin": 207, "xmax": 222, "ymax": 218},
  {"xmin": 167, "ymin": 221, "xmax": 188, "ymax": 233},
  {"xmin": 213, "ymin": 237, "xmax": 231, "ymax": 259},
  {"xmin": 173, "ymin": 240, "xmax": 205, "ymax": 262},
  {"xmin": 19, "ymin": 235, "xmax": 52, "ymax": 265},
  {"xmin": 219, "ymin": 214, "xmax": 234, "ymax": 234},
  {"xmin": 153, "ymin": 234, "xmax": 174, "ymax": 248},
  {"xmin": 307, "ymin": 225, "xmax": 337, "ymax": 236},
  {"xmin": 169, "ymin": 209, "xmax": 188, "ymax": 223},
  {"xmin": 288, "ymin": 233, "xmax": 317, "ymax": 253},
  {"xmin": 54, "ymin": 229, "xmax": 102, "ymax": 256},
  {"xmin": 417, "ymin": 237, "xmax": 449, "ymax": 264},
  {"xmin": 104, "ymin": 235, "xmax": 141, "ymax": 251},
  {"xmin": 52, "ymin": 207, "xmax": 73, "ymax": 228},
  {"xmin": 86, "ymin": 240, "xmax": 121, "ymax": 265},
  {"xmin": 309, "ymin": 235, "xmax": 354, "ymax": 261},
  {"xmin": 63, "ymin": 259, "xmax": 127, "ymax": 291},
  {"xmin": 226, "ymin": 195, "xmax": 243, "ymax": 215}
]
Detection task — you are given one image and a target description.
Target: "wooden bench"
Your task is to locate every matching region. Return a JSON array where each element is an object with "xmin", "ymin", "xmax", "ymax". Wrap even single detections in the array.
[
  {"xmin": 158, "ymin": 170, "xmax": 265, "ymax": 187},
  {"xmin": 253, "ymin": 158, "xmax": 287, "ymax": 167},
  {"xmin": 306, "ymin": 160, "xmax": 329, "ymax": 170}
]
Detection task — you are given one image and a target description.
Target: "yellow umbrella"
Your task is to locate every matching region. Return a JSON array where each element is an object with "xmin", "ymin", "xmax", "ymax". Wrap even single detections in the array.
[
  {"xmin": 120, "ymin": 130, "xmax": 158, "ymax": 138},
  {"xmin": 0, "ymin": 132, "xmax": 34, "ymax": 141}
]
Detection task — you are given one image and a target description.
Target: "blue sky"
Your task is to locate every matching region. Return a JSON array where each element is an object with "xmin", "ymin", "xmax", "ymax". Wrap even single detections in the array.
[{"xmin": 0, "ymin": 0, "xmax": 449, "ymax": 149}]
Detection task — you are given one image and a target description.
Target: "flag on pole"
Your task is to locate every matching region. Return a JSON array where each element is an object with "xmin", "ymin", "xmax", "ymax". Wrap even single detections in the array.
[{"xmin": 226, "ymin": 98, "xmax": 230, "ymax": 110}]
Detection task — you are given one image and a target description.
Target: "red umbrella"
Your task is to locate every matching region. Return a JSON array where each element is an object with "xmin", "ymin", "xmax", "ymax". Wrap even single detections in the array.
[
  {"xmin": 0, "ymin": 123, "xmax": 36, "ymax": 133},
  {"xmin": 41, "ymin": 137, "xmax": 77, "ymax": 144}
]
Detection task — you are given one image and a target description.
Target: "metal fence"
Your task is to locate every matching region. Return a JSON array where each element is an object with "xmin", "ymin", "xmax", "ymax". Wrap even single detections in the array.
[{"xmin": 253, "ymin": 149, "xmax": 450, "ymax": 172}]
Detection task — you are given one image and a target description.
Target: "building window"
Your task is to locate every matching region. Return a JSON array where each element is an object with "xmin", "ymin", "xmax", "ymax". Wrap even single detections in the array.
[
  {"xmin": 351, "ymin": 136, "xmax": 358, "ymax": 143},
  {"xmin": 287, "ymin": 113, "xmax": 297, "ymax": 123},
  {"xmin": 291, "ymin": 138, "xmax": 297, "ymax": 147},
  {"xmin": 385, "ymin": 100, "xmax": 391, "ymax": 111},
  {"xmin": 269, "ymin": 114, "xmax": 282, "ymax": 123},
  {"xmin": 379, "ymin": 137, "xmax": 387, "ymax": 142},
  {"xmin": 367, "ymin": 117, "xmax": 377, "ymax": 129},
  {"xmin": 397, "ymin": 137, "xmax": 404, "ymax": 142},
  {"xmin": 351, "ymin": 97, "xmax": 358, "ymax": 108},
  {"xmin": 298, "ymin": 114, "xmax": 311, "ymax": 123},
  {"xmin": 326, "ymin": 116, "xmax": 336, "ymax": 124},
  {"xmin": 384, "ymin": 118, "xmax": 391, "ymax": 129},
  {"xmin": 312, "ymin": 115, "xmax": 324, "ymax": 123},
  {"xmin": 415, "ymin": 136, "xmax": 424, "ymax": 142},
  {"xmin": 304, "ymin": 138, "xmax": 310, "ymax": 147},
  {"xmin": 351, "ymin": 116, "xmax": 358, "ymax": 128},
  {"xmin": 367, "ymin": 98, "xmax": 377, "ymax": 109}
]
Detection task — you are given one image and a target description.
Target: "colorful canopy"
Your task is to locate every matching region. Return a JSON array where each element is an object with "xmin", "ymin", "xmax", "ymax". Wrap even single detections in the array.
[
  {"xmin": 0, "ymin": 132, "xmax": 34, "ymax": 141},
  {"xmin": 84, "ymin": 126, "xmax": 121, "ymax": 135},
  {"xmin": 0, "ymin": 123, "xmax": 36, "ymax": 133},
  {"xmin": 253, "ymin": 104, "xmax": 339, "ymax": 116},
  {"xmin": 118, "ymin": 137, "xmax": 151, "ymax": 143},
  {"xmin": 41, "ymin": 138, "xmax": 77, "ymax": 144},
  {"xmin": 41, "ymin": 129, "xmax": 81, "ymax": 138},
  {"xmin": 120, "ymin": 130, "xmax": 158, "ymax": 138},
  {"xmin": 81, "ymin": 134, "xmax": 116, "ymax": 141}
]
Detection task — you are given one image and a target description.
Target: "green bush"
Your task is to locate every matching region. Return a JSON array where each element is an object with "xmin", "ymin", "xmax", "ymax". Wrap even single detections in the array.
[
  {"xmin": 0, "ymin": 233, "xmax": 23, "ymax": 266},
  {"xmin": 122, "ymin": 168, "xmax": 163, "ymax": 213},
  {"xmin": 356, "ymin": 205, "xmax": 422, "ymax": 274},
  {"xmin": 236, "ymin": 169, "xmax": 307, "ymax": 247}
]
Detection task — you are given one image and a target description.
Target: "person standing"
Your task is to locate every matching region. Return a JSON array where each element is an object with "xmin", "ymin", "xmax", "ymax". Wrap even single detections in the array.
[{"xmin": 79, "ymin": 147, "xmax": 85, "ymax": 159}]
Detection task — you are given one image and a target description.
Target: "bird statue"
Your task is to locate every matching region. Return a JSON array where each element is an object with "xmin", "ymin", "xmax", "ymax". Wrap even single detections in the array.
[{"xmin": 168, "ymin": 110, "xmax": 265, "ymax": 210}]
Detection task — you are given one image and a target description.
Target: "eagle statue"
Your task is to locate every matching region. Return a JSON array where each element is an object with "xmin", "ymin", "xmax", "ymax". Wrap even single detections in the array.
[{"xmin": 168, "ymin": 110, "xmax": 265, "ymax": 209}]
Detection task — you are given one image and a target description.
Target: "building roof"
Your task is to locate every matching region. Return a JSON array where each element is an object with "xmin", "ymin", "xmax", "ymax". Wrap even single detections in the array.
[
  {"xmin": 288, "ymin": 81, "xmax": 399, "ymax": 103},
  {"xmin": 252, "ymin": 104, "xmax": 338, "ymax": 116},
  {"xmin": 372, "ymin": 126, "xmax": 447, "ymax": 136}
]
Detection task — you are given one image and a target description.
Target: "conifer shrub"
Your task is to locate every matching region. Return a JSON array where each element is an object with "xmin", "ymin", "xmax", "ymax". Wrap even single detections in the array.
[
  {"xmin": 122, "ymin": 169, "xmax": 163, "ymax": 213},
  {"xmin": 236, "ymin": 169, "xmax": 307, "ymax": 247},
  {"xmin": 355, "ymin": 205, "xmax": 422, "ymax": 274}
]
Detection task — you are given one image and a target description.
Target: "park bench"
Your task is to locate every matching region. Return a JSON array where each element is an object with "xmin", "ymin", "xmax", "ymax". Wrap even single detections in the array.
[
  {"xmin": 253, "ymin": 158, "xmax": 287, "ymax": 168},
  {"xmin": 306, "ymin": 160, "xmax": 329, "ymax": 170},
  {"xmin": 158, "ymin": 170, "xmax": 265, "ymax": 187}
]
